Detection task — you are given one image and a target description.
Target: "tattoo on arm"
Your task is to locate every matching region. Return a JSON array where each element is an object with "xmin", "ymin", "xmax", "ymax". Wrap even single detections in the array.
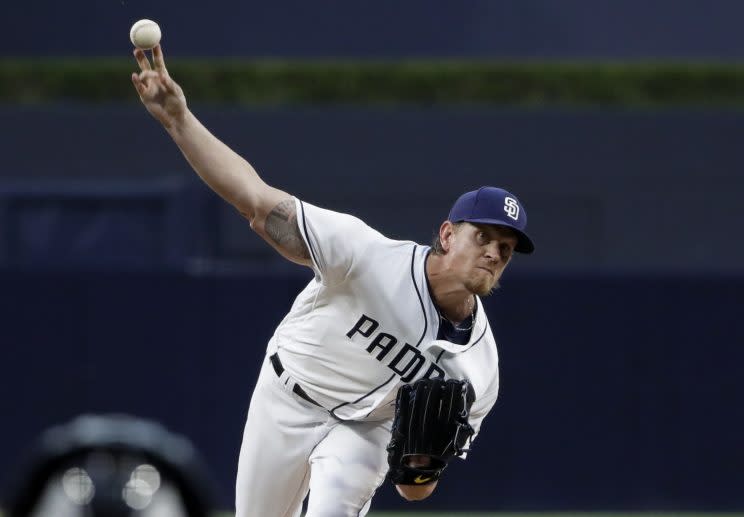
[{"xmin": 264, "ymin": 199, "xmax": 311, "ymax": 260}]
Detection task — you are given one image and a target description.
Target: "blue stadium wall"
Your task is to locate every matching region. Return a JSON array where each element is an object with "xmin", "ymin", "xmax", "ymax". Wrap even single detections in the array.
[
  {"xmin": 0, "ymin": 270, "xmax": 742, "ymax": 511},
  {"xmin": 1, "ymin": 106, "xmax": 743, "ymax": 272},
  {"xmin": 5, "ymin": 0, "xmax": 744, "ymax": 59}
]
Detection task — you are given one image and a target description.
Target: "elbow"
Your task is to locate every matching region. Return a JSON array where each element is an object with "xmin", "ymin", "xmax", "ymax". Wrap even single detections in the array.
[
  {"xmin": 232, "ymin": 186, "xmax": 266, "ymax": 225},
  {"xmin": 235, "ymin": 187, "xmax": 290, "ymax": 232},
  {"xmin": 234, "ymin": 195, "xmax": 258, "ymax": 225},
  {"xmin": 236, "ymin": 198, "xmax": 265, "ymax": 232},
  {"xmin": 240, "ymin": 208, "xmax": 260, "ymax": 232}
]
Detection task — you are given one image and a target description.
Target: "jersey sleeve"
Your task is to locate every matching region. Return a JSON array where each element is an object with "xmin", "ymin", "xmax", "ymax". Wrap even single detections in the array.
[{"xmin": 294, "ymin": 198, "xmax": 383, "ymax": 286}]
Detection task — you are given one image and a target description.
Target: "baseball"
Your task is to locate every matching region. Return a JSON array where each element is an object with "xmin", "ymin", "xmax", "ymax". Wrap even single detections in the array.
[{"xmin": 129, "ymin": 19, "xmax": 161, "ymax": 49}]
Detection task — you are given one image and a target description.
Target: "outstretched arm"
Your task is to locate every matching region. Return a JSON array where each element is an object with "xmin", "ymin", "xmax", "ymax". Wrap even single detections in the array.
[{"xmin": 131, "ymin": 45, "xmax": 310, "ymax": 266}]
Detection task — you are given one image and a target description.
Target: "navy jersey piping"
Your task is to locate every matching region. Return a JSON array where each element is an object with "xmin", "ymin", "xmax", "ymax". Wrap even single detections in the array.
[
  {"xmin": 411, "ymin": 244, "xmax": 429, "ymax": 348},
  {"xmin": 298, "ymin": 200, "xmax": 321, "ymax": 270},
  {"xmin": 421, "ymin": 249, "xmax": 443, "ymax": 341},
  {"xmin": 434, "ymin": 320, "xmax": 487, "ymax": 363},
  {"xmin": 330, "ymin": 374, "xmax": 397, "ymax": 421},
  {"xmin": 454, "ymin": 317, "xmax": 489, "ymax": 354},
  {"xmin": 330, "ymin": 244, "xmax": 430, "ymax": 420}
]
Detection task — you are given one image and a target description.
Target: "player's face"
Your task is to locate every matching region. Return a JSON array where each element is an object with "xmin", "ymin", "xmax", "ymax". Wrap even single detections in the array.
[{"xmin": 448, "ymin": 223, "xmax": 518, "ymax": 296}]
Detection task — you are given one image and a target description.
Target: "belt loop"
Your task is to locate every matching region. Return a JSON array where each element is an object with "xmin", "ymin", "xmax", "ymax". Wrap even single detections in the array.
[
  {"xmin": 270, "ymin": 352, "xmax": 323, "ymax": 409},
  {"xmin": 270, "ymin": 352, "xmax": 284, "ymax": 377}
]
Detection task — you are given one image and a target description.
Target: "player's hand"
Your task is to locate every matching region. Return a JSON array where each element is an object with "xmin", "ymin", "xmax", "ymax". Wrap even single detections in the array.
[{"xmin": 131, "ymin": 45, "xmax": 187, "ymax": 129}]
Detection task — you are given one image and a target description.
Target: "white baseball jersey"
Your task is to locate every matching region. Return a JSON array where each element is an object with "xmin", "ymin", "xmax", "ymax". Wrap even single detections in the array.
[
  {"xmin": 235, "ymin": 198, "xmax": 503, "ymax": 517},
  {"xmin": 268, "ymin": 198, "xmax": 500, "ymax": 435}
]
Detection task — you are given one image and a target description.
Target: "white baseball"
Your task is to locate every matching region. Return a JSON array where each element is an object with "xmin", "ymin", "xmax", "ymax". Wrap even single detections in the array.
[{"xmin": 129, "ymin": 19, "xmax": 161, "ymax": 50}]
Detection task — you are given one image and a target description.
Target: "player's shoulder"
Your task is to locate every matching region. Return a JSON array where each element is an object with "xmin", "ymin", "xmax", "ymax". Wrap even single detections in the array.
[
  {"xmin": 297, "ymin": 198, "xmax": 369, "ymax": 229},
  {"xmin": 359, "ymin": 232, "xmax": 424, "ymax": 267},
  {"xmin": 298, "ymin": 198, "xmax": 423, "ymax": 248}
]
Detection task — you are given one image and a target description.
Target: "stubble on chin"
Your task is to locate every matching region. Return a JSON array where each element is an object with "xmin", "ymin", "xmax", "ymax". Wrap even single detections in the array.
[{"xmin": 466, "ymin": 276, "xmax": 501, "ymax": 297}]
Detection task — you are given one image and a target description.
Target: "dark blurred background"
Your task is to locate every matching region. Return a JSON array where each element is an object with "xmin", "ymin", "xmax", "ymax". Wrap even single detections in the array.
[{"xmin": 1, "ymin": 0, "xmax": 743, "ymax": 513}]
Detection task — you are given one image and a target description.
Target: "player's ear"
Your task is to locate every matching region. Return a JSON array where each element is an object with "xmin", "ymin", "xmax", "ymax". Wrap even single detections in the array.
[{"xmin": 439, "ymin": 221, "xmax": 455, "ymax": 253}]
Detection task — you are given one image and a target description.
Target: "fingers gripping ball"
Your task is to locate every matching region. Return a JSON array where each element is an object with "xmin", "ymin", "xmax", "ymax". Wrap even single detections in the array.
[
  {"xmin": 130, "ymin": 19, "xmax": 161, "ymax": 49},
  {"xmin": 386, "ymin": 378, "xmax": 475, "ymax": 485}
]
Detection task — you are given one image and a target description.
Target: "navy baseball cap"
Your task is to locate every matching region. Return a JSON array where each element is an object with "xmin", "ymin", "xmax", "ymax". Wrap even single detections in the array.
[{"xmin": 448, "ymin": 186, "xmax": 535, "ymax": 254}]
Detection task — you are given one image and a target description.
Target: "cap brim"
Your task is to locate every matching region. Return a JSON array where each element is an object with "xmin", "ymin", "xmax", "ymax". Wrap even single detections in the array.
[{"xmin": 456, "ymin": 218, "xmax": 535, "ymax": 254}]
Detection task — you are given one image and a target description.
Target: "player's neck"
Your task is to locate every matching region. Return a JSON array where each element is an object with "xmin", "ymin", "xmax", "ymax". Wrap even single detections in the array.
[{"xmin": 425, "ymin": 253, "xmax": 475, "ymax": 324}]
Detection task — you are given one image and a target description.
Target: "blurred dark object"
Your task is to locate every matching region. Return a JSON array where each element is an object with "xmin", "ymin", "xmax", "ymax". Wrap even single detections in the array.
[{"xmin": 4, "ymin": 415, "xmax": 213, "ymax": 517}]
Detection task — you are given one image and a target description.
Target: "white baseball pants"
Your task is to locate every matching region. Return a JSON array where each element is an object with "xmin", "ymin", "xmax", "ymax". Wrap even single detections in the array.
[{"xmin": 235, "ymin": 354, "xmax": 391, "ymax": 517}]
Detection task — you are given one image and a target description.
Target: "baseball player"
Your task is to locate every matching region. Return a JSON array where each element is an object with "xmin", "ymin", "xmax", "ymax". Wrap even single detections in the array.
[{"xmin": 132, "ymin": 45, "xmax": 535, "ymax": 517}]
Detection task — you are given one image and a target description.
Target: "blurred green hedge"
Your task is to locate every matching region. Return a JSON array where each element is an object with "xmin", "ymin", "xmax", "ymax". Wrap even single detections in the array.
[{"xmin": 3, "ymin": 59, "xmax": 744, "ymax": 106}]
